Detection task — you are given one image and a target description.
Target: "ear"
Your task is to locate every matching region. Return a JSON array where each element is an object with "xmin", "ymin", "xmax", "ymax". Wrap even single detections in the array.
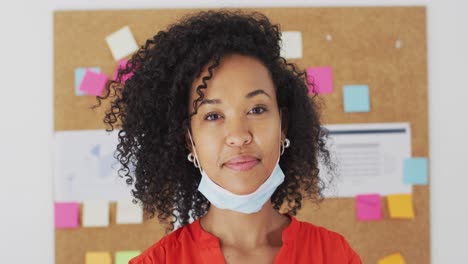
[{"xmin": 280, "ymin": 107, "xmax": 289, "ymax": 139}]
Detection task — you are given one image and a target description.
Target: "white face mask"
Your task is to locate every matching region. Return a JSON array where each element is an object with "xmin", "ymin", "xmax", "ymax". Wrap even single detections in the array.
[{"xmin": 187, "ymin": 116, "xmax": 285, "ymax": 214}]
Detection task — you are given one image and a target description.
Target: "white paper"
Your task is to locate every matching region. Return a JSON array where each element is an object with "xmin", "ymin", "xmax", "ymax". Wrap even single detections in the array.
[
  {"xmin": 105, "ymin": 26, "xmax": 138, "ymax": 61},
  {"xmin": 320, "ymin": 123, "xmax": 412, "ymax": 197},
  {"xmin": 280, "ymin": 31, "xmax": 303, "ymax": 59},
  {"xmin": 53, "ymin": 129, "xmax": 133, "ymax": 202},
  {"xmin": 82, "ymin": 200, "xmax": 109, "ymax": 227},
  {"xmin": 116, "ymin": 200, "xmax": 143, "ymax": 224}
]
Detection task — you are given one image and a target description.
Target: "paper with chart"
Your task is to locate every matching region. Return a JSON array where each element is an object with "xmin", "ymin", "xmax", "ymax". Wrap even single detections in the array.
[
  {"xmin": 53, "ymin": 129, "xmax": 133, "ymax": 202},
  {"xmin": 320, "ymin": 123, "xmax": 412, "ymax": 197}
]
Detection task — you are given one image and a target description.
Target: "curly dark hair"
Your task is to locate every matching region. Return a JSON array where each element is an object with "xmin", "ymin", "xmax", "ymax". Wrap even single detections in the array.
[{"xmin": 96, "ymin": 9, "xmax": 334, "ymax": 232}]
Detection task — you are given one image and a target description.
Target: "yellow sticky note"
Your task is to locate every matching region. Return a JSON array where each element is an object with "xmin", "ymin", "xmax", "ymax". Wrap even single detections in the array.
[
  {"xmin": 85, "ymin": 251, "xmax": 112, "ymax": 264},
  {"xmin": 378, "ymin": 253, "xmax": 406, "ymax": 264},
  {"xmin": 387, "ymin": 194, "xmax": 415, "ymax": 219}
]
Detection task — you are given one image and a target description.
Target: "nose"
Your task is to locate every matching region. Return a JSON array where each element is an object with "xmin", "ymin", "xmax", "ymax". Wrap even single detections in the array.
[{"xmin": 225, "ymin": 118, "xmax": 252, "ymax": 147}]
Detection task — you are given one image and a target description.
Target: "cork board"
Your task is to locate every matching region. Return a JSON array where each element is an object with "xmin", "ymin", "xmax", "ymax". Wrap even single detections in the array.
[{"xmin": 54, "ymin": 6, "xmax": 429, "ymax": 263}]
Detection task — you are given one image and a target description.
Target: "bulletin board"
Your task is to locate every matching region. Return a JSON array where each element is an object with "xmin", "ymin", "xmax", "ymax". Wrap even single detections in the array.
[{"xmin": 54, "ymin": 6, "xmax": 429, "ymax": 263}]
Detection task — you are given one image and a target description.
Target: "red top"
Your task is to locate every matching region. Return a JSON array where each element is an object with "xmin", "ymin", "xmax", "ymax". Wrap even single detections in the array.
[{"xmin": 130, "ymin": 215, "xmax": 362, "ymax": 264}]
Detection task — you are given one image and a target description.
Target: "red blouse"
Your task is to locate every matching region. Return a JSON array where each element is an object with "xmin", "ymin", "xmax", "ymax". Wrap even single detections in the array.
[{"xmin": 130, "ymin": 215, "xmax": 362, "ymax": 263}]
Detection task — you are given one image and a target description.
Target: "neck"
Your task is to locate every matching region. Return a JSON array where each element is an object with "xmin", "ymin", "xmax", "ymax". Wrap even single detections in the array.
[{"xmin": 199, "ymin": 201, "xmax": 290, "ymax": 250}]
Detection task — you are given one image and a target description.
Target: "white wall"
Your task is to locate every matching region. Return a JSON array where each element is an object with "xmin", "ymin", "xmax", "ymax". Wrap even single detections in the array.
[{"xmin": 0, "ymin": 0, "xmax": 466, "ymax": 263}]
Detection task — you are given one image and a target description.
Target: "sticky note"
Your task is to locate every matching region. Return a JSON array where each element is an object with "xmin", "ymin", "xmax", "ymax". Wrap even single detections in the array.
[
  {"xmin": 355, "ymin": 194, "xmax": 382, "ymax": 221},
  {"xmin": 116, "ymin": 200, "xmax": 143, "ymax": 224},
  {"xmin": 378, "ymin": 253, "xmax": 406, "ymax": 264},
  {"xmin": 75, "ymin": 67, "xmax": 100, "ymax": 96},
  {"xmin": 112, "ymin": 59, "xmax": 134, "ymax": 83},
  {"xmin": 54, "ymin": 202, "xmax": 79, "ymax": 229},
  {"xmin": 306, "ymin": 66, "xmax": 333, "ymax": 94},
  {"xmin": 82, "ymin": 200, "xmax": 109, "ymax": 227},
  {"xmin": 280, "ymin": 31, "xmax": 303, "ymax": 59},
  {"xmin": 387, "ymin": 194, "xmax": 415, "ymax": 219},
  {"xmin": 106, "ymin": 26, "xmax": 139, "ymax": 61},
  {"xmin": 403, "ymin": 157, "xmax": 428, "ymax": 185},
  {"xmin": 343, "ymin": 85, "xmax": 370, "ymax": 112},
  {"xmin": 115, "ymin": 250, "xmax": 141, "ymax": 264},
  {"xmin": 79, "ymin": 70, "xmax": 108, "ymax": 96},
  {"xmin": 85, "ymin": 251, "xmax": 112, "ymax": 264}
]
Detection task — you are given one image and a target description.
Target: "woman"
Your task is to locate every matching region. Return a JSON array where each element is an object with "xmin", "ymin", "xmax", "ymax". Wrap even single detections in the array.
[{"xmin": 99, "ymin": 9, "xmax": 361, "ymax": 264}]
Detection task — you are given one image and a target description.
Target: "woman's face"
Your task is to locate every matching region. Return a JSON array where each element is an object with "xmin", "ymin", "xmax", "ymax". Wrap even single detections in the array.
[{"xmin": 188, "ymin": 53, "xmax": 285, "ymax": 195}]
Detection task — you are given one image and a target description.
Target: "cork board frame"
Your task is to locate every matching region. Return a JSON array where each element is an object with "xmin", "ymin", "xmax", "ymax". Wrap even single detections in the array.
[{"xmin": 54, "ymin": 6, "xmax": 429, "ymax": 263}]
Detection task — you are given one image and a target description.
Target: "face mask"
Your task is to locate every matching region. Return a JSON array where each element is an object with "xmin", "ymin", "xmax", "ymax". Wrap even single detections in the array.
[{"xmin": 187, "ymin": 115, "xmax": 285, "ymax": 214}]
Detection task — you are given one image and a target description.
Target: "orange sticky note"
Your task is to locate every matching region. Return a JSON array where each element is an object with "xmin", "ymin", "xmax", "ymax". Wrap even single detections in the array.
[
  {"xmin": 85, "ymin": 251, "xmax": 111, "ymax": 264},
  {"xmin": 378, "ymin": 253, "xmax": 406, "ymax": 264},
  {"xmin": 387, "ymin": 194, "xmax": 415, "ymax": 219}
]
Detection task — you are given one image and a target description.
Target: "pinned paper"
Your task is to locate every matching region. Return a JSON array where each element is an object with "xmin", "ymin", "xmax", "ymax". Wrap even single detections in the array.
[
  {"xmin": 280, "ymin": 31, "xmax": 303, "ymax": 59},
  {"xmin": 79, "ymin": 70, "xmax": 108, "ymax": 96},
  {"xmin": 387, "ymin": 194, "xmax": 415, "ymax": 219},
  {"xmin": 82, "ymin": 200, "xmax": 109, "ymax": 227},
  {"xmin": 75, "ymin": 67, "xmax": 100, "ymax": 96},
  {"xmin": 106, "ymin": 26, "xmax": 139, "ymax": 61},
  {"xmin": 355, "ymin": 194, "xmax": 382, "ymax": 221},
  {"xmin": 403, "ymin": 157, "xmax": 428, "ymax": 185},
  {"xmin": 116, "ymin": 200, "xmax": 143, "ymax": 224},
  {"xmin": 54, "ymin": 130, "xmax": 134, "ymax": 202},
  {"xmin": 115, "ymin": 251, "xmax": 141, "ymax": 264},
  {"xmin": 343, "ymin": 85, "xmax": 370, "ymax": 112},
  {"xmin": 378, "ymin": 253, "xmax": 406, "ymax": 264},
  {"xmin": 85, "ymin": 251, "xmax": 112, "ymax": 264},
  {"xmin": 98, "ymin": 152, "xmax": 119, "ymax": 178},
  {"xmin": 321, "ymin": 123, "xmax": 411, "ymax": 197},
  {"xmin": 54, "ymin": 202, "xmax": 79, "ymax": 229},
  {"xmin": 112, "ymin": 59, "xmax": 134, "ymax": 83},
  {"xmin": 306, "ymin": 66, "xmax": 333, "ymax": 94}
]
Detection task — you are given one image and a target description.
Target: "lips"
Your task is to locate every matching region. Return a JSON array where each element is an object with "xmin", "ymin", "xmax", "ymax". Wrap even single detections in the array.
[{"xmin": 224, "ymin": 155, "xmax": 260, "ymax": 172}]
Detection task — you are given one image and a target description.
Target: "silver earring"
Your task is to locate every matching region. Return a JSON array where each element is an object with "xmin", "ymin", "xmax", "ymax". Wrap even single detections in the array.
[
  {"xmin": 187, "ymin": 152, "xmax": 200, "ymax": 168},
  {"xmin": 280, "ymin": 138, "xmax": 290, "ymax": 155}
]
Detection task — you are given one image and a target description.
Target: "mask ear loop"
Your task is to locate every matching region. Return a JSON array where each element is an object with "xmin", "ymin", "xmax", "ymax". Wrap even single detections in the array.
[
  {"xmin": 279, "ymin": 109, "xmax": 291, "ymax": 156},
  {"xmin": 187, "ymin": 130, "xmax": 202, "ymax": 171},
  {"xmin": 278, "ymin": 110, "xmax": 283, "ymax": 163}
]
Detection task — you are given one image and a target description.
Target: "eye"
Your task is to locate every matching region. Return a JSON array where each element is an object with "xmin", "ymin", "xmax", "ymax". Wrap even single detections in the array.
[
  {"xmin": 204, "ymin": 113, "xmax": 222, "ymax": 121},
  {"xmin": 249, "ymin": 106, "xmax": 267, "ymax": 115}
]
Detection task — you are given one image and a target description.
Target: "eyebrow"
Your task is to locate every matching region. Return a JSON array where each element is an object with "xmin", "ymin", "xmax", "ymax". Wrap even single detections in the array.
[{"xmin": 199, "ymin": 89, "xmax": 272, "ymax": 107}]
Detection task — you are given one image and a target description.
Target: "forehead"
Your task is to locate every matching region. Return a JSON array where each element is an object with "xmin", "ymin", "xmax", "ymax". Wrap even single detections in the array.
[{"xmin": 190, "ymin": 54, "xmax": 276, "ymax": 101}]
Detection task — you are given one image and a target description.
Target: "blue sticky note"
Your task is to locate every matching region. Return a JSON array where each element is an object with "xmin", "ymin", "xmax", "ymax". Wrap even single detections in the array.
[
  {"xmin": 403, "ymin": 157, "xmax": 428, "ymax": 185},
  {"xmin": 75, "ymin": 67, "xmax": 100, "ymax": 96},
  {"xmin": 343, "ymin": 85, "xmax": 370, "ymax": 112}
]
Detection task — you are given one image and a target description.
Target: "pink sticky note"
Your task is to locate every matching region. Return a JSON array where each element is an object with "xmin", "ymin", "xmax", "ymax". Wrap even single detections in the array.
[
  {"xmin": 54, "ymin": 202, "xmax": 79, "ymax": 229},
  {"xmin": 306, "ymin": 66, "xmax": 333, "ymax": 94},
  {"xmin": 112, "ymin": 59, "xmax": 134, "ymax": 84},
  {"xmin": 79, "ymin": 70, "xmax": 108, "ymax": 96},
  {"xmin": 356, "ymin": 194, "xmax": 382, "ymax": 221}
]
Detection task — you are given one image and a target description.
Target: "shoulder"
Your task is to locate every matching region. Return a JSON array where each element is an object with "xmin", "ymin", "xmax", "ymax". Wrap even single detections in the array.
[
  {"xmin": 129, "ymin": 224, "xmax": 193, "ymax": 264},
  {"xmin": 294, "ymin": 219, "xmax": 362, "ymax": 263}
]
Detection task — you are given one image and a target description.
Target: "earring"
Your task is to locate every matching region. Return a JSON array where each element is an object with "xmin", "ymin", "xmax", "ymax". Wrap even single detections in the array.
[
  {"xmin": 280, "ymin": 138, "xmax": 290, "ymax": 155},
  {"xmin": 187, "ymin": 152, "xmax": 200, "ymax": 168}
]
